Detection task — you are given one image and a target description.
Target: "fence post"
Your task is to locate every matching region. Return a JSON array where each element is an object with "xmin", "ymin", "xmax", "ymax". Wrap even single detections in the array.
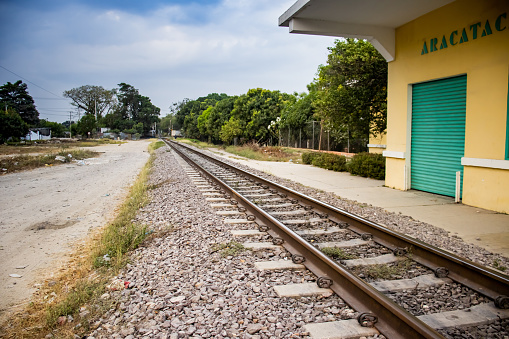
[{"xmin": 312, "ymin": 121, "xmax": 315, "ymax": 150}]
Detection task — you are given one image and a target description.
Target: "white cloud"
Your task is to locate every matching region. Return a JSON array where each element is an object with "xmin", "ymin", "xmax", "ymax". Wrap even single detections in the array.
[{"xmin": 0, "ymin": 0, "xmax": 336, "ymax": 121}]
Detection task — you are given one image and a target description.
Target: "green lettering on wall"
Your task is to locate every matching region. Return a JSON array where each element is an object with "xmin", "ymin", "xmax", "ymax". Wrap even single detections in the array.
[
  {"xmin": 421, "ymin": 12, "xmax": 505, "ymax": 55},
  {"xmin": 449, "ymin": 30, "xmax": 458, "ymax": 45},
  {"xmin": 421, "ymin": 41, "xmax": 429, "ymax": 55},
  {"xmin": 459, "ymin": 28, "xmax": 469, "ymax": 43},
  {"xmin": 439, "ymin": 36, "xmax": 448, "ymax": 49},
  {"xmin": 482, "ymin": 20, "xmax": 493, "ymax": 36},
  {"xmin": 495, "ymin": 13, "xmax": 507, "ymax": 31},
  {"xmin": 470, "ymin": 22, "xmax": 481, "ymax": 39},
  {"xmin": 430, "ymin": 38, "xmax": 438, "ymax": 52}
]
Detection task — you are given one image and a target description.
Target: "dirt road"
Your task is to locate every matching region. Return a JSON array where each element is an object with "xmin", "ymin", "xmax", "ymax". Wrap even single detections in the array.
[{"xmin": 0, "ymin": 140, "xmax": 151, "ymax": 319}]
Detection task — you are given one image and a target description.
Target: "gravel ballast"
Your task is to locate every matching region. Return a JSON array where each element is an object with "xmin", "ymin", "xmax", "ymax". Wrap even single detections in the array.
[{"xmin": 89, "ymin": 145, "xmax": 508, "ymax": 338}]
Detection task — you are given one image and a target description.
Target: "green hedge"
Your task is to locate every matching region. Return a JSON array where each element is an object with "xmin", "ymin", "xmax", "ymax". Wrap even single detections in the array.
[
  {"xmin": 347, "ymin": 152, "xmax": 385, "ymax": 180},
  {"xmin": 302, "ymin": 151, "xmax": 386, "ymax": 179},
  {"xmin": 302, "ymin": 152, "xmax": 347, "ymax": 172},
  {"xmin": 302, "ymin": 152, "xmax": 318, "ymax": 164}
]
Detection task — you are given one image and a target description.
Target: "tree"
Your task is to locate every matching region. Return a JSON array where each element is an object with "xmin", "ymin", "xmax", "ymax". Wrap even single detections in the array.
[
  {"xmin": 0, "ymin": 80, "xmax": 39, "ymax": 125},
  {"xmin": 173, "ymin": 93, "xmax": 229, "ymax": 139},
  {"xmin": 0, "ymin": 108, "xmax": 29, "ymax": 143},
  {"xmin": 160, "ymin": 114, "xmax": 178, "ymax": 134},
  {"xmin": 94, "ymin": 83, "xmax": 160, "ymax": 135},
  {"xmin": 227, "ymin": 88, "xmax": 291, "ymax": 143},
  {"xmin": 220, "ymin": 117, "xmax": 243, "ymax": 144},
  {"xmin": 63, "ymin": 85, "xmax": 116, "ymax": 118},
  {"xmin": 38, "ymin": 119, "xmax": 66, "ymax": 138},
  {"xmin": 314, "ymin": 38, "xmax": 387, "ymax": 139},
  {"xmin": 116, "ymin": 83, "xmax": 139, "ymax": 120},
  {"xmin": 75, "ymin": 114, "xmax": 97, "ymax": 137}
]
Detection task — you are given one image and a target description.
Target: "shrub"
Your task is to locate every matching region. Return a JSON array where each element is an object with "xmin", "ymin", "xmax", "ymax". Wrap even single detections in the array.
[
  {"xmin": 347, "ymin": 152, "xmax": 385, "ymax": 180},
  {"xmin": 314, "ymin": 153, "xmax": 347, "ymax": 172},
  {"xmin": 302, "ymin": 152, "xmax": 318, "ymax": 164}
]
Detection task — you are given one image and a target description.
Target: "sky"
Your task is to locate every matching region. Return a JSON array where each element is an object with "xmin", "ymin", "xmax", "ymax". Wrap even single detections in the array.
[{"xmin": 0, "ymin": 0, "xmax": 336, "ymax": 123}]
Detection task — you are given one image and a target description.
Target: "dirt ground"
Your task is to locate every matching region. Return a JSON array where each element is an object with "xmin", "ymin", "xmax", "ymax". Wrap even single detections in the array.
[{"xmin": 0, "ymin": 139, "xmax": 151, "ymax": 321}]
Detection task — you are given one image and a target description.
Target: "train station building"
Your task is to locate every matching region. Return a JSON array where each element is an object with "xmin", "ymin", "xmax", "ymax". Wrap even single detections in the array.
[{"xmin": 280, "ymin": 0, "xmax": 509, "ymax": 213}]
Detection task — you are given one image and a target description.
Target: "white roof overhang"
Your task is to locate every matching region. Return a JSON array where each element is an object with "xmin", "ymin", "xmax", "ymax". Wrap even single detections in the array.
[{"xmin": 278, "ymin": 0, "xmax": 455, "ymax": 62}]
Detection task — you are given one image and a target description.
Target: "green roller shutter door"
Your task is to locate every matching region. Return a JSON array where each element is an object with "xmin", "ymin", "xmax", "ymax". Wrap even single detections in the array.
[{"xmin": 411, "ymin": 75, "xmax": 466, "ymax": 198}]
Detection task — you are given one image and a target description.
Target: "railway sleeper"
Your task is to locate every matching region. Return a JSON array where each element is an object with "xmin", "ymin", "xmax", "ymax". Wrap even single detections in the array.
[
  {"xmin": 341, "ymin": 253, "xmax": 405, "ymax": 267},
  {"xmin": 418, "ymin": 302, "xmax": 509, "ymax": 330}
]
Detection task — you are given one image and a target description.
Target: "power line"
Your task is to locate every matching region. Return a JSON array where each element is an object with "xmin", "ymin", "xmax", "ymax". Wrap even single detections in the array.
[{"xmin": 0, "ymin": 64, "xmax": 63, "ymax": 99}]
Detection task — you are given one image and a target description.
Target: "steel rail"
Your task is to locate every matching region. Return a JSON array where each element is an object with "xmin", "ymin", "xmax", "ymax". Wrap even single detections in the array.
[
  {"xmin": 166, "ymin": 140, "xmax": 445, "ymax": 339},
  {"xmin": 168, "ymin": 140, "xmax": 509, "ymax": 305}
]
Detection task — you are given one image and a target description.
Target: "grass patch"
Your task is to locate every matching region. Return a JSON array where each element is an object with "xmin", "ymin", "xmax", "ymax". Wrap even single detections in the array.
[
  {"xmin": 493, "ymin": 259, "xmax": 507, "ymax": 272},
  {"xmin": 211, "ymin": 241, "xmax": 246, "ymax": 257},
  {"xmin": 149, "ymin": 140, "xmax": 165, "ymax": 151},
  {"xmin": 0, "ymin": 148, "xmax": 99, "ymax": 174},
  {"xmin": 321, "ymin": 247, "xmax": 358, "ymax": 260},
  {"xmin": 179, "ymin": 138, "xmax": 215, "ymax": 149},
  {"xmin": 0, "ymin": 140, "xmax": 165, "ymax": 339},
  {"xmin": 351, "ymin": 259, "xmax": 413, "ymax": 281},
  {"xmin": 225, "ymin": 142, "xmax": 302, "ymax": 162},
  {"xmin": 0, "ymin": 139, "xmax": 124, "ymax": 156}
]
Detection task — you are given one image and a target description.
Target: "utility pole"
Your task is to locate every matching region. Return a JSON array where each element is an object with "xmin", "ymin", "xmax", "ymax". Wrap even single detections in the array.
[{"xmin": 69, "ymin": 111, "xmax": 73, "ymax": 138}]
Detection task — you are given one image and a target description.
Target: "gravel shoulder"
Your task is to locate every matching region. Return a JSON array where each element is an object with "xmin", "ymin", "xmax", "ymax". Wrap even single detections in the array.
[{"xmin": 0, "ymin": 140, "xmax": 151, "ymax": 320}]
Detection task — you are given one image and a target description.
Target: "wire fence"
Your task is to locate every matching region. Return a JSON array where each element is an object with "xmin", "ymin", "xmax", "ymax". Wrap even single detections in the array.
[{"xmin": 267, "ymin": 121, "xmax": 368, "ymax": 153}]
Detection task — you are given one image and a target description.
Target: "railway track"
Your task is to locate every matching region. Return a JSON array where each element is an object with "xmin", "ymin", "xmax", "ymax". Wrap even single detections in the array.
[{"xmin": 164, "ymin": 139, "xmax": 509, "ymax": 339}]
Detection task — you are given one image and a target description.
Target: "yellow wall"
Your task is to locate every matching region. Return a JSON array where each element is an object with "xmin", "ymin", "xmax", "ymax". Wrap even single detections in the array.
[
  {"xmin": 386, "ymin": 0, "xmax": 509, "ymax": 212},
  {"xmin": 368, "ymin": 132, "xmax": 387, "ymax": 154}
]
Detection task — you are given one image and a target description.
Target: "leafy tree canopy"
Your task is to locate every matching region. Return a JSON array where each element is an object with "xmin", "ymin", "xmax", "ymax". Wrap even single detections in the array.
[
  {"xmin": 38, "ymin": 119, "xmax": 66, "ymax": 138},
  {"xmin": 63, "ymin": 85, "xmax": 116, "ymax": 118},
  {"xmin": 314, "ymin": 38, "xmax": 387, "ymax": 139},
  {"xmin": 0, "ymin": 108, "xmax": 29, "ymax": 143},
  {"xmin": 0, "ymin": 80, "xmax": 39, "ymax": 126}
]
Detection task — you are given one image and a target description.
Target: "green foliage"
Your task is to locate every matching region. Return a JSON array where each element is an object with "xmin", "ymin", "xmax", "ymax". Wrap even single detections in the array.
[
  {"xmin": 0, "ymin": 108, "xmax": 29, "ymax": 143},
  {"xmin": 75, "ymin": 114, "xmax": 97, "ymax": 137},
  {"xmin": 92, "ymin": 141, "xmax": 162, "ymax": 269},
  {"xmin": 37, "ymin": 119, "xmax": 66, "ymax": 138},
  {"xmin": 347, "ymin": 152, "xmax": 385, "ymax": 180},
  {"xmin": 314, "ymin": 153, "xmax": 347, "ymax": 172},
  {"xmin": 0, "ymin": 80, "xmax": 40, "ymax": 126},
  {"xmin": 211, "ymin": 241, "xmax": 246, "ymax": 257},
  {"xmin": 302, "ymin": 152, "xmax": 347, "ymax": 172},
  {"xmin": 302, "ymin": 152, "xmax": 318, "ymax": 165},
  {"xmin": 314, "ymin": 38, "xmax": 387, "ymax": 141},
  {"xmin": 229, "ymin": 88, "xmax": 292, "ymax": 144},
  {"xmin": 493, "ymin": 259, "xmax": 507, "ymax": 272},
  {"xmin": 63, "ymin": 85, "xmax": 116, "ymax": 118},
  {"xmin": 220, "ymin": 117, "xmax": 243, "ymax": 144},
  {"xmin": 225, "ymin": 143, "xmax": 301, "ymax": 162},
  {"xmin": 321, "ymin": 247, "xmax": 357, "ymax": 260},
  {"xmin": 352, "ymin": 259, "xmax": 412, "ymax": 281},
  {"xmin": 65, "ymin": 83, "xmax": 161, "ymax": 137}
]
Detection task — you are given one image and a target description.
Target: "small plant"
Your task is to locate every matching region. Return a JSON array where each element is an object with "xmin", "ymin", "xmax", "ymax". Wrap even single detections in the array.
[
  {"xmin": 347, "ymin": 152, "xmax": 385, "ymax": 180},
  {"xmin": 493, "ymin": 259, "xmax": 507, "ymax": 272},
  {"xmin": 321, "ymin": 247, "xmax": 357, "ymax": 260},
  {"xmin": 352, "ymin": 259, "xmax": 412, "ymax": 281},
  {"xmin": 211, "ymin": 241, "xmax": 246, "ymax": 257}
]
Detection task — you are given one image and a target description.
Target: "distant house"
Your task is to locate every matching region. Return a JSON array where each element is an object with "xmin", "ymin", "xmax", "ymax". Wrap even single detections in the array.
[
  {"xmin": 25, "ymin": 127, "xmax": 51, "ymax": 141},
  {"xmin": 171, "ymin": 130, "xmax": 182, "ymax": 137}
]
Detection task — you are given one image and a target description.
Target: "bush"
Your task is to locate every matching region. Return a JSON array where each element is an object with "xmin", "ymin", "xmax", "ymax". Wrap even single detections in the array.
[
  {"xmin": 302, "ymin": 152, "xmax": 318, "ymax": 164},
  {"xmin": 312, "ymin": 153, "xmax": 347, "ymax": 172},
  {"xmin": 302, "ymin": 152, "xmax": 347, "ymax": 172},
  {"xmin": 347, "ymin": 152, "xmax": 385, "ymax": 180}
]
